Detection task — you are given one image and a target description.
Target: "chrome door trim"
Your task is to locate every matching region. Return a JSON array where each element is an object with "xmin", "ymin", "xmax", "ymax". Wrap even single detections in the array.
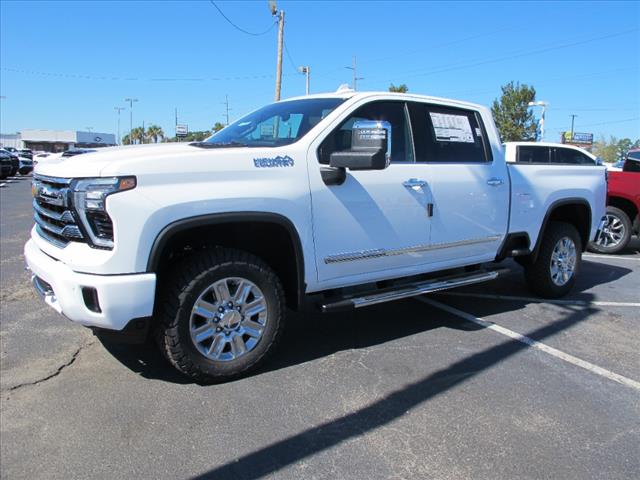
[{"xmin": 324, "ymin": 235, "xmax": 501, "ymax": 264}]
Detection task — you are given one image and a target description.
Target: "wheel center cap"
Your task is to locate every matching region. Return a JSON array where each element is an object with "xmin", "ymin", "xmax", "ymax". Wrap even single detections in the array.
[{"xmin": 220, "ymin": 310, "xmax": 242, "ymax": 330}]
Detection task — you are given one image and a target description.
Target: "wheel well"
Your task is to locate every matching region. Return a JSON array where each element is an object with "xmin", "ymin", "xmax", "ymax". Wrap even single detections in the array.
[
  {"xmin": 544, "ymin": 202, "xmax": 591, "ymax": 251},
  {"xmin": 149, "ymin": 217, "xmax": 304, "ymax": 310},
  {"xmin": 608, "ymin": 196, "xmax": 638, "ymax": 224}
]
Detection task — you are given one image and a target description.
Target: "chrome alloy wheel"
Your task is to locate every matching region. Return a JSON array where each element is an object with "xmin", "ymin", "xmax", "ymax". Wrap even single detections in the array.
[
  {"xmin": 594, "ymin": 213, "xmax": 626, "ymax": 248},
  {"xmin": 189, "ymin": 277, "xmax": 267, "ymax": 362},
  {"xmin": 550, "ymin": 237, "xmax": 577, "ymax": 286}
]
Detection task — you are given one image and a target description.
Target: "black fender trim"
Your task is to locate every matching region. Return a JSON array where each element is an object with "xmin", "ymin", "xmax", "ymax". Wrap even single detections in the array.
[
  {"xmin": 146, "ymin": 212, "xmax": 306, "ymax": 307},
  {"xmin": 531, "ymin": 198, "xmax": 592, "ymax": 262}
]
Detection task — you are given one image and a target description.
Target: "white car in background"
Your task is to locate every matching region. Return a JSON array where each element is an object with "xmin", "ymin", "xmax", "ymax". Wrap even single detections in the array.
[{"xmin": 504, "ymin": 142, "xmax": 601, "ymax": 165}]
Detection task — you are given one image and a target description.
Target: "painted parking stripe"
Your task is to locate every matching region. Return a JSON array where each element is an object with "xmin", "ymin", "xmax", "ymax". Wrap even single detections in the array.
[
  {"xmin": 437, "ymin": 291, "xmax": 640, "ymax": 307},
  {"xmin": 417, "ymin": 297, "xmax": 640, "ymax": 391},
  {"xmin": 584, "ymin": 254, "xmax": 640, "ymax": 262}
]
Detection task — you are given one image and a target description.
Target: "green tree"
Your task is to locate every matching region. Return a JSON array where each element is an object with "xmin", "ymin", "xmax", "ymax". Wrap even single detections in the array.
[
  {"xmin": 145, "ymin": 124, "xmax": 165, "ymax": 143},
  {"xmin": 593, "ymin": 136, "xmax": 640, "ymax": 164},
  {"xmin": 213, "ymin": 122, "xmax": 225, "ymax": 132},
  {"xmin": 130, "ymin": 127, "xmax": 145, "ymax": 145},
  {"xmin": 122, "ymin": 133, "xmax": 131, "ymax": 145},
  {"xmin": 491, "ymin": 81, "xmax": 538, "ymax": 141},
  {"xmin": 166, "ymin": 130, "xmax": 212, "ymax": 142},
  {"xmin": 388, "ymin": 83, "xmax": 408, "ymax": 93}
]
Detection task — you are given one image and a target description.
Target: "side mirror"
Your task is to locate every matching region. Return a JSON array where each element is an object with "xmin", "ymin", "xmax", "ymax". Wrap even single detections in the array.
[{"xmin": 329, "ymin": 121, "xmax": 390, "ymax": 170}]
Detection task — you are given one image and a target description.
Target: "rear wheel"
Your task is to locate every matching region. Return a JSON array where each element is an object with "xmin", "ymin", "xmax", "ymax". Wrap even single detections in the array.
[
  {"xmin": 155, "ymin": 248, "xmax": 286, "ymax": 383},
  {"xmin": 588, "ymin": 206, "xmax": 631, "ymax": 254},
  {"xmin": 525, "ymin": 221, "xmax": 581, "ymax": 298}
]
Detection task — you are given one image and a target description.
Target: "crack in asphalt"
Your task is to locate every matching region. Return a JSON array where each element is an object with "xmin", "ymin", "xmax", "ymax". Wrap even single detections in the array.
[{"xmin": 4, "ymin": 340, "xmax": 95, "ymax": 394}]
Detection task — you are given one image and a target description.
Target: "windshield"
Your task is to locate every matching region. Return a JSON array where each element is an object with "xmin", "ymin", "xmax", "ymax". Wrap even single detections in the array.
[{"xmin": 202, "ymin": 98, "xmax": 345, "ymax": 148}]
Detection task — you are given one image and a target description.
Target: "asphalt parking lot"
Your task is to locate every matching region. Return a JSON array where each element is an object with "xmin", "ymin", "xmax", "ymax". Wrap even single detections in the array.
[{"xmin": 1, "ymin": 175, "xmax": 639, "ymax": 480}]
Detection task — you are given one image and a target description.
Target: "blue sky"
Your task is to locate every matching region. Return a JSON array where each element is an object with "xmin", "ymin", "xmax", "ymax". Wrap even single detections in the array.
[{"xmin": 1, "ymin": 0, "xmax": 639, "ymax": 142}]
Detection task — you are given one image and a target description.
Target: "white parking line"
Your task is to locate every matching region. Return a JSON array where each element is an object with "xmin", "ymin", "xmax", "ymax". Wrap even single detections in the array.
[
  {"xmin": 584, "ymin": 254, "xmax": 640, "ymax": 262},
  {"xmin": 437, "ymin": 291, "xmax": 640, "ymax": 307},
  {"xmin": 417, "ymin": 297, "xmax": 640, "ymax": 391}
]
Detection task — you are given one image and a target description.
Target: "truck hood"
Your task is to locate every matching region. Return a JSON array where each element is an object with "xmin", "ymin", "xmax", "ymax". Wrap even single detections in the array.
[{"xmin": 34, "ymin": 143, "xmax": 224, "ymax": 178}]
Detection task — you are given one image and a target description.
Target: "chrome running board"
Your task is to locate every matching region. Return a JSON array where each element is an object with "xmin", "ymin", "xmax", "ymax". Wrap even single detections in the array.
[{"xmin": 321, "ymin": 269, "xmax": 507, "ymax": 313}]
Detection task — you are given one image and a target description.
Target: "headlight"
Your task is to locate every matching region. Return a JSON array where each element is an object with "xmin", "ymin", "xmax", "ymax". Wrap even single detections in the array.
[{"xmin": 72, "ymin": 176, "xmax": 136, "ymax": 248}]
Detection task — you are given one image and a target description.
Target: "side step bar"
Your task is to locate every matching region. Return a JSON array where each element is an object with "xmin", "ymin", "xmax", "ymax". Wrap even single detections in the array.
[{"xmin": 321, "ymin": 268, "xmax": 508, "ymax": 313}]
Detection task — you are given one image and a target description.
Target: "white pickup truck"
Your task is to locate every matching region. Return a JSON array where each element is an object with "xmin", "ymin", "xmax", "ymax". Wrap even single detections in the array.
[{"xmin": 26, "ymin": 91, "xmax": 606, "ymax": 382}]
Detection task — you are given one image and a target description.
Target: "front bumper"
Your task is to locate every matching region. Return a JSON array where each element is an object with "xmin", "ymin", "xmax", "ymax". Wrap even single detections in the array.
[{"xmin": 24, "ymin": 239, "xmax": 156, "ymax": 331}]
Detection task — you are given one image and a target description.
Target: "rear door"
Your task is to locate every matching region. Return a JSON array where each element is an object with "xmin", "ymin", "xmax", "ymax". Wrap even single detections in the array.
[{"xmin": 408, "ymin": 102, "xmax": 509, "ymax": 266}]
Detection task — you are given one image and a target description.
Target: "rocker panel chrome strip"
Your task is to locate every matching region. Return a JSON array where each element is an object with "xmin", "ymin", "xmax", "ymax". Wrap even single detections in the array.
[{"xmin": 324, "ymin": 235, "xmax": 501, "ymax": 264}]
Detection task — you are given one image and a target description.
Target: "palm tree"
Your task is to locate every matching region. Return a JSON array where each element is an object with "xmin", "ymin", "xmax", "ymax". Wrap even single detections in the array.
[
  {"xmin": 130, "ymin": 127, "xmax": 145, "ymax": 145},
  {"xmin": 122, "ymin": 133, "xmax": 131, "ymax": 145},
  {"xmin": 145, "ymin": 124, "xmax": 165, "ymax": 144}
]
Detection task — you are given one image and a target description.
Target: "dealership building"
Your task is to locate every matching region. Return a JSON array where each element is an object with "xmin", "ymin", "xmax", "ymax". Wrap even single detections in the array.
[{"xmin": 0, "ymin": 129, "xmax": 116, "ymax": 152}]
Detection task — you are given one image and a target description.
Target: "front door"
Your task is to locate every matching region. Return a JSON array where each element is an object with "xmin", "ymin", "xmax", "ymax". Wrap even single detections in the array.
[{"xmin": 309, "ymin": 101, "xmax": 434, "ymax": 286}]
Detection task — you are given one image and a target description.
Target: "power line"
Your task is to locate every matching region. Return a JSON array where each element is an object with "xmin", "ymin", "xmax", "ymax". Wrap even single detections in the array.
[
  {"xmin": 283, "ymin": 41, "xmax": 299, "ymax": 73},
  {"xmin": 567, "ymin": 117, "xmax": 640, "ymax": 128},
  {"xmin": 208, "ymin": 1, "xmax": 276, "ymax": 36},
  {"xmin": 361, "ymin": 27, "xmax": 638, "ymax": 84},
  {"xmin": 1, "ymin": 66, "xmax": 296, "ymax": 82},
  {"xmin": 406, "ymin": 28, "xmax": 639, "ymax": 79}
]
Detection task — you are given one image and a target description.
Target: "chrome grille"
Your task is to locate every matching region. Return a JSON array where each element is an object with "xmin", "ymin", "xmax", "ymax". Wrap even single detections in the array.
[{"xmin": 32, "ymin": 175, "xmax": 85, "ymax": 248}]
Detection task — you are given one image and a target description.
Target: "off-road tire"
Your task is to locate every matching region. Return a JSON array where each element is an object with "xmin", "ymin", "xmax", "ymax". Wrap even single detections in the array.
[
  {"xmin": 154, "ymin": 248, "xmax": 286, "ymax": 383},
  {"xmin": 525, "ymin": 221, "xmax": 581, "ymax": 299},
  {"xmin": 588, "ymin": 206, "xmax": 632, "ymax": 254}
]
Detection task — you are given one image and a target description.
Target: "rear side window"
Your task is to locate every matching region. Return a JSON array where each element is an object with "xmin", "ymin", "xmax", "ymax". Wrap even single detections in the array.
[
  {"xmin": 517, "ymin": 146, "xmax": 551, "ymax": 163},
  {"xmin": 553, "ymin": 148, "xmax": 595, "ymax": 165},
  {"xmin": 420, "ymin": 105, "xmax": 490, "ymax": 162}
]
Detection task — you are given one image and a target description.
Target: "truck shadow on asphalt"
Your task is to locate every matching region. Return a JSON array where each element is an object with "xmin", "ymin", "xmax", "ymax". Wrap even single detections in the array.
[
  {"xmin": 186, "ymin": 293, "xmax": 608, "ymax": 480},
  {"xmin": 98, "ymin": 261, "xmax": 633, "ymax": 478},
  {"xmin": 100, "ymin": 259, "xmax": 632, "ymax": 387}
]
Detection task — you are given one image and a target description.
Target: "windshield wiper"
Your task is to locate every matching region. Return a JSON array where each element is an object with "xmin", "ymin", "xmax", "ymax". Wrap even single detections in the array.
[{"xmin": 190, "ymin": 141, "xmax": 247, "ymax": 149}]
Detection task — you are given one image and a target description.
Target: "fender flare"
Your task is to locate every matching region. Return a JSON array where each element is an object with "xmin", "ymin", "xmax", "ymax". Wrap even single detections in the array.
[
  {"xmin": 146, "ymin": 212, "xmax": 306, "ymax": 306},
  {"xmin": 531, "ymin": 198, "xmax": 592, "ymax": 262}
]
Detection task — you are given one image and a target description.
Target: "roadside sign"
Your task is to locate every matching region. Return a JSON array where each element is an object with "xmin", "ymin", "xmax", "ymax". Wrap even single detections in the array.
[
  {"xmin": 562, "ymin": 132, "xmax": 593, "ymax": 145},
  {"xmin": 176, "ymin": 124, "xmax": 188, "ymax": 137}
]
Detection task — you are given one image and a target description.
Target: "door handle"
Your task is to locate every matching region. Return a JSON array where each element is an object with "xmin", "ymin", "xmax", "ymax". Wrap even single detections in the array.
[
  {"xmin": 487, "ymin": 178, "xmax": 504, "ymax": 187},
  {"xmin": 403, "ymin": 178, "xmax": 427, "ymax": 188}
]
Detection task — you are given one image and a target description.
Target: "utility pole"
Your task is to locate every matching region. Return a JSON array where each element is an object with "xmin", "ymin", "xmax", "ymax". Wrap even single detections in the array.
[
  {"xmin": 114, "ymin": 107, "xmax": 125, "ymax": 145},
  {"xmin": 222, "ymin": 94, "xmax": 231, "ymax": 125},
  {"xmin": 175, "ymin": 107, "xmax": 179, "ymax": 142},
  {"xmin": 86, "ymin": 127, "xmax": 93, "ymax": 132},
  {"xmin": 345, "ymin": 56, "xmax": 364, "ymax": 91},
  {"xmin": 570, "ymin": 114, "xmax": 577, "ymax": 137},
  {"xmin": 298, "ymin": 66, "xmax": 310, "ymax": 95},
  {"xmin": 125, "ymin": 97, "xmax": 138, "ymax": 144},
  {"xmin": 273, "ymin": 8, "xmax": 285, "ymax": 101}
]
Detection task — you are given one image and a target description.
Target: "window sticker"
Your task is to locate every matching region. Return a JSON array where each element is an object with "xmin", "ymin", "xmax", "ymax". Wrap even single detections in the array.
[{"xmin": 429, "ymin": 112, "xmax": 474, "ymax": 143}]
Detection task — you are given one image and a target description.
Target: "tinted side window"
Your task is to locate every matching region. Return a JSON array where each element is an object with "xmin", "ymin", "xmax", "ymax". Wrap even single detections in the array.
[
  {"xmin": 623, "ymin": 159, "xmax": 640, "ymax": 172},
  {"xmin": 422, "ymin": 106, "xmax": 488, "ymax": 162},
  {"xmin": 517, "ymin": 146, "xmax": 550, "ymax": 163},
  {"xmin": 553, "ymin": 148, "xmax": 594, "ymax": 165},
  {"xmin": 318, "ymin": 101, "xmax": 414, "ymax": 164}
]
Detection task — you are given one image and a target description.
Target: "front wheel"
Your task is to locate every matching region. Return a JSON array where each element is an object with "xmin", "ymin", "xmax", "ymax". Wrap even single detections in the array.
[
  {"xmin": 525, "ymin": 221, "xmax": 581, "ymax": 298},
  {"xmin": 588, "ymin": 206, "xmax": 631, "ymax": 254},
  {"xmin": 155, "ymin": 248, "xmax": 286, "ymax": 383}
]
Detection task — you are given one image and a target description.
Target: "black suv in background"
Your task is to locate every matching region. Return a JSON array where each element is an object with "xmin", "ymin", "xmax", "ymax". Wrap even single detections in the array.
[
  {"xmin": 0, "ymin": 148, "xmax": 19, "ymax": 177},
  {"xmin": 0, "ymin": 150, "xmax": 13, "ymax": 179}
]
